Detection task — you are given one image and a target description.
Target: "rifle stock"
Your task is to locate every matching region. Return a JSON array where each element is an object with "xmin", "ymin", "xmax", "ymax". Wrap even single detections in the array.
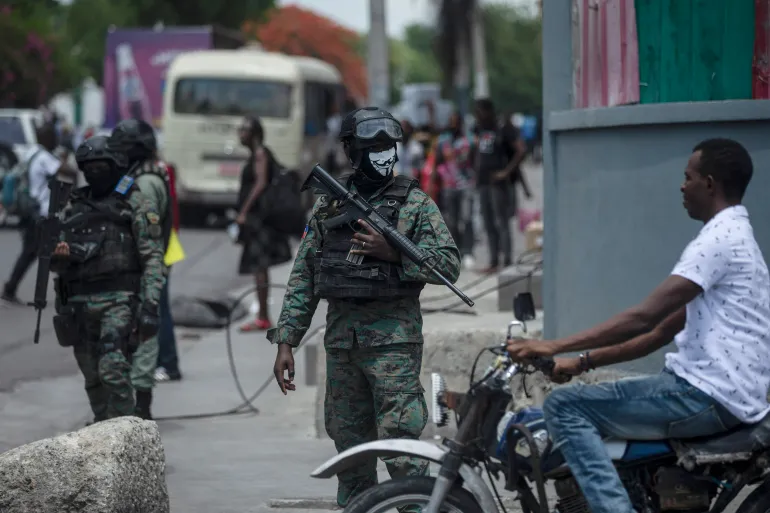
[
  {"xmin": 29, "ymin": 177, "xmax": 73, "ymax": 344},
  {"xmin": 301, "ymin": 165, "xmax": 474, "ymax": 307}
]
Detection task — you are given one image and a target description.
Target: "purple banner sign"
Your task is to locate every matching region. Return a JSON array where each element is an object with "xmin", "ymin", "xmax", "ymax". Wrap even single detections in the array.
[{"xmin": 103, "ymin": 28, "xmax": 214, "ymax": 129}]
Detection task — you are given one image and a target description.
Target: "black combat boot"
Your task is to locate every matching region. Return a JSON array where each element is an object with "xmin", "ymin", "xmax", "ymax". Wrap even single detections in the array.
[{"xmin": 135, "ymin": 389, "xmax": 153, "ymax": 420}]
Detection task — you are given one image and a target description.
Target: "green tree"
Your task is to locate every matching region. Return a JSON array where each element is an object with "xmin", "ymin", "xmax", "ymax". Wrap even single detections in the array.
[
  {"xmin": 63, "ymin": 0, "xmax": 138, "ymax": 84},
  {"xmin": 404, "ymin": 2, "xmax": 542, "ymax": 115},
  {"xmin": 0, "ymin": 5, "xmax": 84, "ymax": 107},
  {"xmin": 482, "ymin": 3, "xmax": 542, "ymax": 114}
]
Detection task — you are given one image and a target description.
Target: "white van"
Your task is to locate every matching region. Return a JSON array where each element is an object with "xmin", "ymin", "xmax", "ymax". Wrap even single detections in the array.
[{"xmin": 161, "ymin": 46, "xmax": 344, "ymax": 221}]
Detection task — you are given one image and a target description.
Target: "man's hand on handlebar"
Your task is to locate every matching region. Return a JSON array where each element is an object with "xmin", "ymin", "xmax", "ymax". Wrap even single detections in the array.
[
  {"xmin": 506, "ymin": 338, "xmax": 556, "ymax": 361},
  {"xmin": 507, "ymin": 339, "xmax": 579, "ymax": 383}
]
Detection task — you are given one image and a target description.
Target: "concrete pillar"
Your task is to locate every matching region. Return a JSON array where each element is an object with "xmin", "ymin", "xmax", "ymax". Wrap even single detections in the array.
[
  {"xmin": 367, "ymin": 0, "xmax": 390, "ymax": 108},
  {"xmin": 541, "ymin": 0, "xmax": 574, "ymax": 339}
]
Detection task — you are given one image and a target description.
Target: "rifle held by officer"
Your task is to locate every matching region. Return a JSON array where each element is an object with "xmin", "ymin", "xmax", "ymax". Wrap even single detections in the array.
[
  {"xmin": 302, "ymin": 164, "xmax": 474, "ymax": 307},
  {"xmin": 29, "ymin": 177, "xmax": 73, "ymax": 344}
]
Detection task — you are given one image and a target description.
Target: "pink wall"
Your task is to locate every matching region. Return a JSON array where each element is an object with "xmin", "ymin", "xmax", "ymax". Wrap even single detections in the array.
[{"xmin": 572, "ymin": 0, "xmax": 640, "ymax": 108}]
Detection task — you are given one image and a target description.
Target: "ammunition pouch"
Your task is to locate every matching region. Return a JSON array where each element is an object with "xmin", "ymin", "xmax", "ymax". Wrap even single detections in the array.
[{"xmin": 53, "ymin": 314, "xmax": 81, "ymax": 348}]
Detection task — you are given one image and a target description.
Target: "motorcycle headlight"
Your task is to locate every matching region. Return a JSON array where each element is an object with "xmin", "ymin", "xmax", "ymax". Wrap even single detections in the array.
[
  {"xmin": 515, "ymin": 428, "xmax": 550, "ymax": 458},
  {"xmin": 431, "ymin": 372, "xmax": 449, "ymax": 427}
]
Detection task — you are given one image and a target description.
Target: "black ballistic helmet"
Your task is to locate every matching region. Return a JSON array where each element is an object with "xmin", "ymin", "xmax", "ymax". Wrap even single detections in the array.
[
  {"xmin": 339, "ymin": 107, "xmax": 404, "ymax": 150},
  {"xmin": 76, "ymin": 135, "xmax": 128, "ymax": 170},
  {"xmin": 109, "ymin": 119, "xmax": 157, "ymax": 162}
]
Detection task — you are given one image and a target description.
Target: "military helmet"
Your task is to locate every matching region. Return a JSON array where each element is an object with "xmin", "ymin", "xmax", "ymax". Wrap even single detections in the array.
[
  {"xmin": 339, "ymin": 107, "xmax": 404, "ymax": 145},
  {"xmin": 75, "ymin": 135, "xmax": 128, "ymax": 169},
  {"xmin": 109, "ymin": 119, "xmax": 157, "ymax": 160}
]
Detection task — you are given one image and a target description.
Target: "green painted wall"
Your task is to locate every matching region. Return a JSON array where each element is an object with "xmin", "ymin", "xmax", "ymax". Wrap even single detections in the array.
[{"xmin": 636, "ymin": 0, "xmax": 755, "ymax": 103}]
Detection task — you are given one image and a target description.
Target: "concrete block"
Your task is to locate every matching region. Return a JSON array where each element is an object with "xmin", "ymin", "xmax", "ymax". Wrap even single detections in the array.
[
  {"xmin": 0, "ymin": 417, "xmax": 169, "ymax": 513},
  {"xmin": 497, "ymin": 267, "xmax": 543, "ymax": 312}
]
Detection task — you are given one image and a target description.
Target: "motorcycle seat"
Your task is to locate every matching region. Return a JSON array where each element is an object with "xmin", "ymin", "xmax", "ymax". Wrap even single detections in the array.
[{"xmin": 674, "ymin": 410, "xmax": 770, "ymax": 458}]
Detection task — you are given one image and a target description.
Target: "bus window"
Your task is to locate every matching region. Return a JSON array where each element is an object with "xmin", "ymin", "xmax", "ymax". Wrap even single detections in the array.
[
  {"xmin": 304, "ymin": 82, "xmax": 338, "ymax": 136},
  {"xmin": 173, "ymin": 78, "xmax": 293, "ymax": 119}
]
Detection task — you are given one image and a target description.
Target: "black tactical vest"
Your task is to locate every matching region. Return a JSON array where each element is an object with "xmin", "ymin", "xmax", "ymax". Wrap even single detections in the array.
[
  {"xmin": 58, "ymin": 185, "xmax": 142, "ymax": 297},
  {"xmin": 314, "ymin": 175, "xmax": 426, "ymax": 301},
  {"xmin": 130, "ymin": 160, "xmax": 172, "ymax": 251}
]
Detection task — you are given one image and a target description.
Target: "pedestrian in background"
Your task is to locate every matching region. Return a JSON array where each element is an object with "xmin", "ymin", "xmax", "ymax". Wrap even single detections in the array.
[
  {"xmin": 235, "ymin": 115, "xmax": 292, "ymax": 332},
  {"xmin": 436, "ymin": 111, "xmax": 476, "ymax": 269},
  {"xmin": 2, "ymin": 121, "xmax": 77, "ymax": 304},
  {"xmin": 155, "ymin": 158, "xmax": 183, "ymax": 383},
  {"xmin": 472, "ymin": 98, "xmax": 526, "ymax": 272}
]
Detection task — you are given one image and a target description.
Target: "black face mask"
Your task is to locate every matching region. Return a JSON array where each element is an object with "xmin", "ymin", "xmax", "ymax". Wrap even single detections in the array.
[{"xmin": 83, "ymin": 164, "xmax": 121, "ymax": 198}]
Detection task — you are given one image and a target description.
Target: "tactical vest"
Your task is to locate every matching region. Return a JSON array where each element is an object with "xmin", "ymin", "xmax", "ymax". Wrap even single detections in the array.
[
  {"xmin": 313, "ymin": 175, "xmax": 425, "ymax": 301},
  {"xmin": 130, "ymin": 160, "xmax": 172, "ymax": 251},
  {"xmin": 58, "ymin": 186, "xmax": 142, "ymax": 297}
]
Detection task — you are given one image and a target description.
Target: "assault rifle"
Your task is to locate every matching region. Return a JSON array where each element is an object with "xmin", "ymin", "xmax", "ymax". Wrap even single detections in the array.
[
  {"xmin": 29, "ymin": 176, "xmax": 73, "ymax": 344},
  {"xmin": 301, "ymin": 164, "xmax": 474, "ymax": 307}
]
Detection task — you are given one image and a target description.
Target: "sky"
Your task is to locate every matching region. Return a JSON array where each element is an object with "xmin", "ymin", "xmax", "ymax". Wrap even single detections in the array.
[{"xmin": 278, "ymin": 0, "xmax": 537, "ymax": 38}]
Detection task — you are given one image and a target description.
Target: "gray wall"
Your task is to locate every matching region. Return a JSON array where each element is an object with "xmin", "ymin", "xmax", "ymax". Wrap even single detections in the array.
[{"xmin": 541, "ymin": 2, "xmax": 770, "ymax": 373}]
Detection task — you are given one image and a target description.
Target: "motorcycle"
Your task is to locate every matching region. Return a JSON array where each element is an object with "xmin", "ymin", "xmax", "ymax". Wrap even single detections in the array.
[{"xmin": 310, "ymin": 293, "xmax": 770, "ymax": 513}]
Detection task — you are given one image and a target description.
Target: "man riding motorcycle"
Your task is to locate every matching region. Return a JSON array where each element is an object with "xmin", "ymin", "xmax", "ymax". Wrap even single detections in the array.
[{"xmin": 508, "ymin": 138, "xmax": 770, "ymax": 513}]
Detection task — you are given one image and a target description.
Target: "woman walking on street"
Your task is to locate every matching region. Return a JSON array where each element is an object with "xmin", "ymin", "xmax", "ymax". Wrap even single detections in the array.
[
  {"xmin": 234, "ymin": 115, "xmax": 292, "ymax": 332},
  {"xmin": 436, "ymin": 112, "xmax": 476, "ymax": 269}
]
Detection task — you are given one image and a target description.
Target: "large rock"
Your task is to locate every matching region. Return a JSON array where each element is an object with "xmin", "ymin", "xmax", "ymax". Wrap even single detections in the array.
[{"xmin": 0, "ymin": 417, "xmax": 169, "ymax": 513}]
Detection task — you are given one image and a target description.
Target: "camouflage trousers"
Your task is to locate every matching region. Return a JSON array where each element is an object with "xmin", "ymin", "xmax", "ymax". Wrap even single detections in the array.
[
  {"xmin": 130, "ymin": 335, "xmax": 159, "ymax": 392},
  {"xmin": 324, "ymin": 342, "xmax": 429, "ymax": 507},
  {"xmin": 71, "ymin": 297, "xmax": 135, "ymax": 420}
]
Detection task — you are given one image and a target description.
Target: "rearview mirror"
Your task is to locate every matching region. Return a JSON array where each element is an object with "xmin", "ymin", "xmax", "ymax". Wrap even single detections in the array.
[{"xmin": 513, "ymin": 293, "xmax": 536, "ymax": 322}]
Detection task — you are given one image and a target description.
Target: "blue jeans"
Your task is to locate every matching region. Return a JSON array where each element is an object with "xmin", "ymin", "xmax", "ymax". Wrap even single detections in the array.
[
  {"xmin": 543, "ymin": 369, "xmax": 742, "ymax": 513},
  {"xmin": 156, "ymin": 272, "xmax": 179, "ymax": 374}
]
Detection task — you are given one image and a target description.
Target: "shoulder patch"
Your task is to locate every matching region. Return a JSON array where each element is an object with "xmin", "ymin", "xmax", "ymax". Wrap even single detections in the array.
[
  {"xmin": 302, "ymin": 224, "xmax": 310, "ymax": 240},
  {"xmin": 146, "ymin": 211, "xmax": 160, "ymax": 224},
  {"xmin": 114, "ymin": 175, "xmax": 135, "ymax": 195}
]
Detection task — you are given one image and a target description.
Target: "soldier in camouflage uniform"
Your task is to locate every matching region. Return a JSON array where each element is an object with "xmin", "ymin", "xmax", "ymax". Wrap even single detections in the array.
[
  {"xmin": 268, "ymin": 107, "xmax": 461, "ymax": 509},
  {"xmin": 50, "ymin": 136, "xmax": 166, "ymax": 421},
  {"xmin": 109, "ymin": 119, "xmax": 173, "ymax": 420}
]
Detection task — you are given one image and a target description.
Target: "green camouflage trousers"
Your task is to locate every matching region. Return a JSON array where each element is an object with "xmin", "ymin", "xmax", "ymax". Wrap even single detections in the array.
[
  {"xmin": 70, "ymin": 295, "xmax": 135, "ymax": 420},
  {"xmin": 324, "ymin": 342, "xmax": 429, "ymax": 507},
  {"xmin": 130, "ymin": 334, "xmax": 159, "ymax": 391}
]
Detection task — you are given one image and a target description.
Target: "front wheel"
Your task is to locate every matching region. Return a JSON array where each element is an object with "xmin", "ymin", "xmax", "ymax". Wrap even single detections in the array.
[{"xmin": 343, "ymin": 476, "xmax": 483, "ymax": 513}]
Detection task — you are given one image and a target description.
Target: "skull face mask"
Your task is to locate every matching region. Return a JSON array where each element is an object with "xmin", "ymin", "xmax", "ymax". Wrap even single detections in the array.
[{"xmin": 365, "ymin": 147, "xmax": 397, "ymax": 176}]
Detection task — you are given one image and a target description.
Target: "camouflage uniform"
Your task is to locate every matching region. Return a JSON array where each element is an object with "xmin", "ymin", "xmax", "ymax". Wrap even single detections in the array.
[
  {"xmin": 129, "ymin": 162, "xmax": 171, "ymax": 394},
  {"xmin": 268, "ymin": 178, "xmax": 461, "ymax": 506},
  {"xmin": 54, "ymin": 188, "xmax": 166, "ymax": 420}
]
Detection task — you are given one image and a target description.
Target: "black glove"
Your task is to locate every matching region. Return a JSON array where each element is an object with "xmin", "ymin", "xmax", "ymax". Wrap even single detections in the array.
[{"xmin": 137, "ymin": 303, "xmax": 160, "ymax": 341}]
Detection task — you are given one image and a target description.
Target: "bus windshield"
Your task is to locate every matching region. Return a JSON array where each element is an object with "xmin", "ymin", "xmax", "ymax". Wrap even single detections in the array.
[{"xmin": 173, "ymin": 78, "xmax": 293, "ymax": 119}]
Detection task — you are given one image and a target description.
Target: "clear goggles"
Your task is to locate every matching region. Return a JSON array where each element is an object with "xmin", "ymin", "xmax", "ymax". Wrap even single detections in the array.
[{"xmin": 354, "ymin": 118, "xmax": 404, "ymax": 141}]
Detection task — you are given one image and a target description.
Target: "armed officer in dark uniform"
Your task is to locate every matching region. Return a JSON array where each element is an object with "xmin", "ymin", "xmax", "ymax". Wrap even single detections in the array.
[
  {"xmin": 269, "ymin": 107, "xmax": 461, "ymax": 509},
  {"xmin": 50, "ymin": 136, "xmax": 166, "ymax": 421},
  {"xmin": 109, "ymin": 119, "xmax": 173, "ymax": 420}
]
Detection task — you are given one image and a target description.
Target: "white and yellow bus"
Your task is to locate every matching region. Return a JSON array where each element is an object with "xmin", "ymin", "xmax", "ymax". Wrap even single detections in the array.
[{"xmin": 161, "ymin": 46, "xmax": 345, "ymax": 222}]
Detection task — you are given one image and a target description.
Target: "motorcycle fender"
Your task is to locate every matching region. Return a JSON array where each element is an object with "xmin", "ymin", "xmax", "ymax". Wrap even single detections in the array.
[{"xmin": 310, "ymin": 439, "xmax": 500, "ymax": 513}]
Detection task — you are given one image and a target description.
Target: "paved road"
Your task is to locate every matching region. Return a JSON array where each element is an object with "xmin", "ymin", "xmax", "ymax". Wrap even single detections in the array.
[{"xmin": 0, "ymin": 227, "xmax": 250, "ymax": 393}]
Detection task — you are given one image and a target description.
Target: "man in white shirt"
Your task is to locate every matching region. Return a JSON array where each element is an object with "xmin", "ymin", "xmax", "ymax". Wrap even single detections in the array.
[
  {"xmin": 2, "ymin": 122, "xmax": 77, "ymax": 303},
  {"xmin": 507, "ymin": 138, "xmax": 770, "ymax": 513}
]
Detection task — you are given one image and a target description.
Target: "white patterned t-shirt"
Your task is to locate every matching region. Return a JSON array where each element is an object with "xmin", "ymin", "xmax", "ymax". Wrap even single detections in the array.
[{"xmin": 665, "ymin": 205, "xmax": 770, "ymax": 424}]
